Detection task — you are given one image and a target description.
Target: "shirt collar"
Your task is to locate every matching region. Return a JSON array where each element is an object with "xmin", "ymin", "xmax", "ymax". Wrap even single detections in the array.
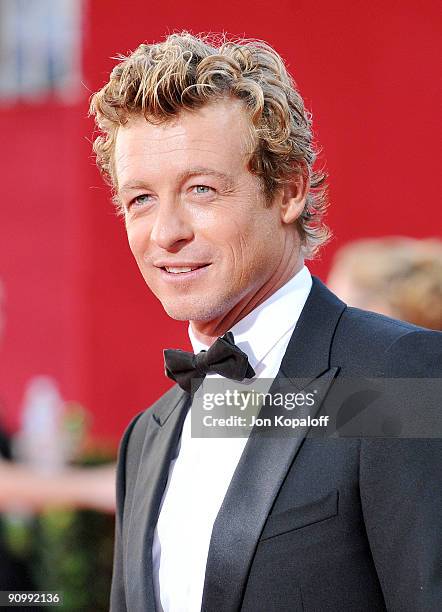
[{"xmin": 188, "ymin": 265, "xmax": 312, "ymax": 370}]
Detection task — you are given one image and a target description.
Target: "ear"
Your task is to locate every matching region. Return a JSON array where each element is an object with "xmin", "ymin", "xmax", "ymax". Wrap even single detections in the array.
[{"xmin": 279, "ymin": 169, "xmax": 309, "ymax": 225}]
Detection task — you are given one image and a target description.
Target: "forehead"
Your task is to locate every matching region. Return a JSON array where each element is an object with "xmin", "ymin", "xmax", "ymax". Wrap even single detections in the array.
[{"xmin": 113, "ymin": 99, "xmax": 253, "ymax": 187}]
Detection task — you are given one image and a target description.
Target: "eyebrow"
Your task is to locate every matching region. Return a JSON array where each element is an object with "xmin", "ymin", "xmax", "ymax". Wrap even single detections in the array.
[{"xmin": 118, "ymin": 167, "xmax": 234, "ymax": 194}]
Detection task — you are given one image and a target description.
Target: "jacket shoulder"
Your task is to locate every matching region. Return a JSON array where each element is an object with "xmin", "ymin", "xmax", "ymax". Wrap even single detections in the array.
[{"xmin": 332, "ymin": 306, "xmax": 442, "ymax": 376}]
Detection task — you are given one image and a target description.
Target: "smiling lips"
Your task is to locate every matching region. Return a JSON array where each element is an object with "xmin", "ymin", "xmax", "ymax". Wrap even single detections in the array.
[
  {"xmin": 165, "ymin": 266, "xmax": 200, "ymax": 274},
  {"xmin": 159, "ymin": 263, "xmax": 211, "ymax": 276}
]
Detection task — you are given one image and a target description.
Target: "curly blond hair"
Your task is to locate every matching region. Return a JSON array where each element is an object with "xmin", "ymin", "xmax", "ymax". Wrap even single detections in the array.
[{"xmin": 89, "ymin": 31, "xmax": 331, "ymax": 258}]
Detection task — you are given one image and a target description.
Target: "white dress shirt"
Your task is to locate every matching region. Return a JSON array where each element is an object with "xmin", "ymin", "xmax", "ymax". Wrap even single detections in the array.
[{"xmin": 152, "ymin": 266, "xmax": 312, "ymax": 612}]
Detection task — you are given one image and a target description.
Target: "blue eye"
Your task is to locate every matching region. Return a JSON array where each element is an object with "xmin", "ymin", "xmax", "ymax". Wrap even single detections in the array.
[
  {"xmin": 195, "ymin": 185, "xmax": 211, "ymax": 194},
  {"xmin": 131, "ymin": 194, "xmax": 151, "ymax": 207}
]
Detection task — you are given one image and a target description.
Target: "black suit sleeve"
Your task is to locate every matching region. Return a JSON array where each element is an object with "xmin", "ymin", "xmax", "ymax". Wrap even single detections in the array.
[
  {"xmin": 110, "ymin": 412, "xmax": 144, "ymax": 612},
  {"xmin": 360, "ymin": 329, "xmax": 442, "ymax": 611},
  {"xmin": 360, "ymin": 437, "xmax": 442, "ymax": 610}
]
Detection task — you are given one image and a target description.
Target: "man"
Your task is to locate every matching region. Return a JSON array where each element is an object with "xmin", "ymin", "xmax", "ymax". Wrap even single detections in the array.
[{"xmin": 89, "ymin": 32, "xmax": 442, "ymax": 611}]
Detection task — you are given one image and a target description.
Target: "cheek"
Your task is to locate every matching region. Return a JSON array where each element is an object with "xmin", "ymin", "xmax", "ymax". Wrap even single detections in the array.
[
  {"xmin": 212, "ymin": 217, "xmax": 253, "ymax": 265},
  {"xmin": 235, "ymin": 209, "xmax": 277, "ymax": 251},
  {"xmin": 126, "ymin": 224, "xmax": 148, "ymax": 261},
  {"xmin": 224, "ymin": 217, "xmax": 276, "ymax": 276}
]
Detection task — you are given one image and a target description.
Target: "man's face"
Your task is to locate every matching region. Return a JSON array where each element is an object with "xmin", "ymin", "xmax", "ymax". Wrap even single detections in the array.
[{"xmin": 115, "ymin": 99, "xmax": 296, "ymax": 323}]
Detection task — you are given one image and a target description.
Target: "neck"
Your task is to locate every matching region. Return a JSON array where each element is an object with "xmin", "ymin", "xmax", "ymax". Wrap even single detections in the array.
[{"xmin": 190, "ymin": 255, "xmax": 304, "ymax": 347}]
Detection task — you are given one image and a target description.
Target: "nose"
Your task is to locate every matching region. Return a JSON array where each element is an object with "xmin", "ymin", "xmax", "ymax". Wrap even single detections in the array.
[{"xmin": 150, "ymin": 198, "xmax": 194, "ymax": 250}]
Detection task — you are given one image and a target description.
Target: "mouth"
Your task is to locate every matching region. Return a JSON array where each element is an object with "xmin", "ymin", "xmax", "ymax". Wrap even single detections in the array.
[
  {"xmin": 158, "ymin": 263, "xmax": 211, "ymax": 281},
  {"xmin": 163, "ymin": 265, "xmax": 206, "ymax": 274}
]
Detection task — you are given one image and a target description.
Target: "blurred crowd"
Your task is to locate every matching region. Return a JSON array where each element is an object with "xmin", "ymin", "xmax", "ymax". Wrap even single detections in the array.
[
  {"xmin": 328, "ymin": 237, "xmax": 442, "ymax": 330},
  {"xmin": 0, "ymin": 279, "xmax": 116, "ymax": 595}
]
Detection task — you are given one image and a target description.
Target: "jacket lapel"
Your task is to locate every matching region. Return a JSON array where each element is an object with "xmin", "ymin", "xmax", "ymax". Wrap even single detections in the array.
[
  {"xmin": 125, "ymin": 386, "xmax": 190, "ymax": 612},
  {"xmin": 201, "ymin": 277, "xmax": 346, "ymax": 612}
]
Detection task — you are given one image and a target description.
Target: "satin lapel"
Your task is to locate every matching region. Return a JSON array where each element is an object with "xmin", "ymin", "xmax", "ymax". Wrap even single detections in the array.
[
  {"xmin": 201, "ymin": 277, "xmax": 347, "ymax": 612},
  {"xmin": 125, "ymin": 387, "xmax": 190, "ymax": 612}
]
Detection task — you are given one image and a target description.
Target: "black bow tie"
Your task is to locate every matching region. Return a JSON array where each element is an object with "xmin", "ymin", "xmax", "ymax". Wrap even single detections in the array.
[{"xmin": 164, "ymin": 332, "xmax": 255, "ymax": 394}]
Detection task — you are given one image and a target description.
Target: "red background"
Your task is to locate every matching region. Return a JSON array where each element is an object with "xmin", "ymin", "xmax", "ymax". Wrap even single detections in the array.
[{"xmin": 0, "ymin": 0, "xmax": 440, "ymax": 444}]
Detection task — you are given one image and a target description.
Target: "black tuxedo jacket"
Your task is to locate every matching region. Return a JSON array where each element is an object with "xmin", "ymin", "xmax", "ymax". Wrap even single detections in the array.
[{"xmin": 110, "ymin": 278, "xmax": 442, "ymax": 611}]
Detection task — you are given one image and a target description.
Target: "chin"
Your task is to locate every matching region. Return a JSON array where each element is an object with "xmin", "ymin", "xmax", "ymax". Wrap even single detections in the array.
[{"xmin": 160, "ymin": 295, "xmax": 233, "ymax": 323}]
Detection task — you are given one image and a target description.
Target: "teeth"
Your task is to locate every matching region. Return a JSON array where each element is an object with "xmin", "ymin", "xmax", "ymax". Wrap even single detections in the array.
[{"xmin": 165, "ymin": 267, "xmax": 194, "ymax": 274}]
